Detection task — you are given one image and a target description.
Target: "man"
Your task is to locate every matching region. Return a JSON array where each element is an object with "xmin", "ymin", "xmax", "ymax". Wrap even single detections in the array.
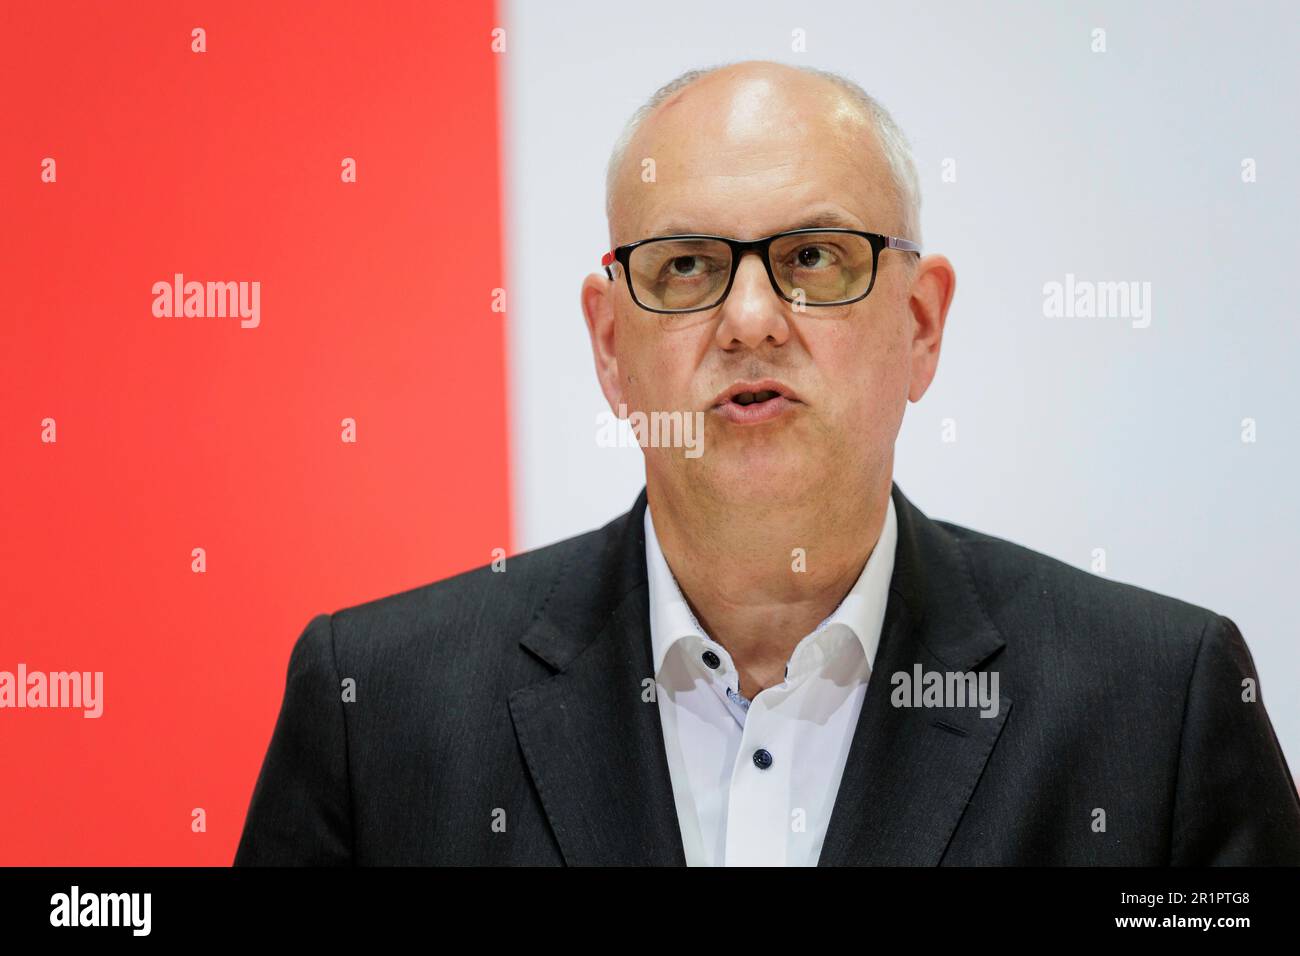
[{"xmin": 234, "ymin": 60, "xmax": 1300, "ymax": 866}]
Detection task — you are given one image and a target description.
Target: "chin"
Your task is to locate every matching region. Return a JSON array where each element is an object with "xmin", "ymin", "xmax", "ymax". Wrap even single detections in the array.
[{"xmin": 699, "ymin": 447, "xmax": 819, "ymax": 504}]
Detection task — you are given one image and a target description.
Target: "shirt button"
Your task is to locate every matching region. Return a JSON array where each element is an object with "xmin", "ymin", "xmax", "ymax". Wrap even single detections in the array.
[
  {"xmin": 701, "ymin": 650, "xmax": 720, "ymax": 669},
  {"xmin": 752, "ymin": 748, "xmax": 773, "ymax": 770}
]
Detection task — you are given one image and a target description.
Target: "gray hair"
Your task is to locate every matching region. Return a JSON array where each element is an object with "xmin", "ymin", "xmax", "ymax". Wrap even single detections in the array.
[{"xmin": 604, "ymin": 61, "xmax": 922, "ymax": 244}]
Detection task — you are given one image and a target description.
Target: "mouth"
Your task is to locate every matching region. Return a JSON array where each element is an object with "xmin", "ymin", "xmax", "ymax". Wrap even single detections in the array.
[
  {"xmin": 712, "ymin": 379, "xmax": 800, "ymax": 409},
  {"xmin": 710, "ymin": 379, "xmax": 801, "ymax": 425},
  {"xmin": 732, "ymin": 389, "xmax": 781, "ymax": 406}
]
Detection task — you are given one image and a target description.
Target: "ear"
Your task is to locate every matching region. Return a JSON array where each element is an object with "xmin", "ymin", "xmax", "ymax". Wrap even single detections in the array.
[
  {"xmin": 581, "ymin": 270, "xmax": 625, "ymax": 413},
  {"xmin": 906, "ymin": 254, "xmax": 956, "ymax": 403}
]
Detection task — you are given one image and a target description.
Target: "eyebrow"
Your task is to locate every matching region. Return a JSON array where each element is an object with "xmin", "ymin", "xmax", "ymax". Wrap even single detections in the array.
[{"xmin": 649, "ymin": 209, "xmax": 865, "ymax": 238}]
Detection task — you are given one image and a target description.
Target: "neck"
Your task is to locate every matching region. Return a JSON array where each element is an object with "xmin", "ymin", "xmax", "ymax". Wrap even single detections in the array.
[{"xmin": 646, "ymin": 468, "xmax": 893, "ymax": 697}]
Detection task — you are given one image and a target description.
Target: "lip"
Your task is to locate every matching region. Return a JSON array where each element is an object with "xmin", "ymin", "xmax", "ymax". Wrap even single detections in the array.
[
  {"xmin": 710, "ymin": 379, "xmax": 801, "ymax": 407},
  {"xmin": 714, "ymin": 394, "xmax": 798, "ymax": 425},
  {"xmin": 709, "ymin": 378, "xmax": 801, "ymax": 425}
]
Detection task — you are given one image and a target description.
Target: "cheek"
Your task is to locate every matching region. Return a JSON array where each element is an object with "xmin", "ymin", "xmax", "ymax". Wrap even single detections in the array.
[
  {"xmin": 820, "ymin": 322, "xmax": 908, "ymax": 467},
  {"xmin": 618, "ymin": 315, "xmax": 700, "ymax": 410},
  {"xmin": 818, "ymin": 310, "xmax": 909, "ymax": 408}
]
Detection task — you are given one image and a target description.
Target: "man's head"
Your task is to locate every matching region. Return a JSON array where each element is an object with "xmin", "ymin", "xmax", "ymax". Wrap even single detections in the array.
[{"xmin": 582, "ymin": 60, "xmax": 955, "ymax": 519}]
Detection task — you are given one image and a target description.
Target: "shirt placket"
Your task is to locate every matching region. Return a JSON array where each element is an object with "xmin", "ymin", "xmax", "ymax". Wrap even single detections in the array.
[
  {"xmin": 716, "ymin": 635, "xmax": 831, "ymax": 867},
  {"xmin": 723, "ymin": 680, "xmax": 798, "ymax": 866}
]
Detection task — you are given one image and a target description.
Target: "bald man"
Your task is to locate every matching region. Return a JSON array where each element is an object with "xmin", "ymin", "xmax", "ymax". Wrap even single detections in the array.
[{"xmin": 235, "ymin": 61, "xmax": 1300, "ymax": 866}]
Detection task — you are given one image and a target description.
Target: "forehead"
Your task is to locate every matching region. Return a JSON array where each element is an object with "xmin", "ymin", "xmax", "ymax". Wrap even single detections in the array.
[
  {"xmin": 613, "ymin": 71, "xmax": 898, "ymax": 243},
  {"xmin": 645, "ymin": 206, "xmax": 868, "ymax": 240}
]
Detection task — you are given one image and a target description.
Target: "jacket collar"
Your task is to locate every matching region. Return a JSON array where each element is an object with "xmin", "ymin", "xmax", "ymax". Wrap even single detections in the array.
[{"xmin": 509, "ymin": 481, "xmax": 1011, "ymax": 865}]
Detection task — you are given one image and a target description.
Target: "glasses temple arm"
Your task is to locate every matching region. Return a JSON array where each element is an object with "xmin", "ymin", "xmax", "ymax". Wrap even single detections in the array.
[{"xmin": 886, "ymin": 236, "xmax": 922, "ymax": 254}]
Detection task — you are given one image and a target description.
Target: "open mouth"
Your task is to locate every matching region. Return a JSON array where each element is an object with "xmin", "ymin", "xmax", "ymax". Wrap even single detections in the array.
[
  {"xmin": 731, "ymin": 390, "xmax": 781, "ymax": 406},
  {"xmin": 711, "ymin": 380, "xmax": 800, "ymax": 418}
]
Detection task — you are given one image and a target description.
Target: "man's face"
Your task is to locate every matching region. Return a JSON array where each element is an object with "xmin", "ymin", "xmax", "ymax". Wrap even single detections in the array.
[{"xmin": 584, "ymin": 65, "xmax": 948, "ymax": 514}]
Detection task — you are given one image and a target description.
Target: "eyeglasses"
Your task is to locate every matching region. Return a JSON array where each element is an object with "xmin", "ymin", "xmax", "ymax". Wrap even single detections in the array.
[{"xmin": 601, "ymin": 227, "xmax": 921, "ymax": 316}]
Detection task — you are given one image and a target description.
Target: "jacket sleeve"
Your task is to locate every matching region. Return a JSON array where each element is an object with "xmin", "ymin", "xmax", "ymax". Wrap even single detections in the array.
[
  {"xmin": 1170, "ymin": 613, "xmax": 1300, "ymax": 864},
  {"xmin": 233, "ymin": 613, "xmax": 354, "ymax": 865}
]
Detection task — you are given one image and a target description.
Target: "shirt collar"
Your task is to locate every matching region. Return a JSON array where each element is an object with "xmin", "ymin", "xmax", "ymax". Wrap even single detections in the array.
[{"xmin": 644, "ymin": 493, "xmax": 898, "ymax": 680}]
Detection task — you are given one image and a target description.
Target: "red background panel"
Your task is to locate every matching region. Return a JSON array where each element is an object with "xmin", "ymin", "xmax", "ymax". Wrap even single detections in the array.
[{"xmin": 0, "ymin": 1, "xmax": 510, "ymax": 864}]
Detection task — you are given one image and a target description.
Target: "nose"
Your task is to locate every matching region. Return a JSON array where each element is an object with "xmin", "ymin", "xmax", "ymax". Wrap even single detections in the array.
[{"xmin": 714, "ymin": 250, "xmax": 792, "ymax": 350}]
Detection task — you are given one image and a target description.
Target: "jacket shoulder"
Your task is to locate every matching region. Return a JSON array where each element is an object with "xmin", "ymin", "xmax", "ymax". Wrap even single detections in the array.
[
  {"xmin": 934, "ymin": 516, "xmax": 1224, "ymax": 653},
  {"xmin": 324, "ymin": 514, "xmax": 622, "ymax": 669}
]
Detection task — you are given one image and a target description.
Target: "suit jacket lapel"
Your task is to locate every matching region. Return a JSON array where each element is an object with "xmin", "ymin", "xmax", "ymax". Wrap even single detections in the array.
[
  {"xmin": 509, "ymin": 481, "xmax": 1012, "ymax": 866},
  {"xmin": 509, "ymin": 487, "xmax": 687, "ymax": 865},
  {"xmin": 818, "ymin": 482, "xmax": 1012, "ymax": 865}
]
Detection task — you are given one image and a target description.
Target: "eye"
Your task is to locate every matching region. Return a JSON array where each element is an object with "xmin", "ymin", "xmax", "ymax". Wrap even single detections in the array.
[
  {"xmin": 660, "ymin": 254, "xmax": 724, "ymax": 281},
  {"xmin": 790, "ymin": 244, "xmax": 836, "ymax": 270},
  {"xmin": 670, "ymin": 255, "xmax": 704, "ymax": 277}
]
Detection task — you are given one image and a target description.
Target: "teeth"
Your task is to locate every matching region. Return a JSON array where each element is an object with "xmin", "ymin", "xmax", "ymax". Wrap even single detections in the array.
[{"xmin": 733, "ymin": 389, "xmax": 778, "ymax": 406}]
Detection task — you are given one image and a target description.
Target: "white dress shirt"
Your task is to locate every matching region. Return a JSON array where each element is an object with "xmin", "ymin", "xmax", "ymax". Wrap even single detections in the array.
[{"xmin": 645, "ymin": 495, "xmax": 897, "ymax": 866}]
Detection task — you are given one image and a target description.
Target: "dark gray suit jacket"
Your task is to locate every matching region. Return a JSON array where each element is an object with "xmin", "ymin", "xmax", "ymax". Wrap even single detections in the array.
[{"xmin": 233, "ymin": 483, "xmax": 1300, "ymax": 865}]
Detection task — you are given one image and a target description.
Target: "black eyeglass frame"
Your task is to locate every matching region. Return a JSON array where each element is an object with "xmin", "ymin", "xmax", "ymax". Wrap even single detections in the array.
[{"xmin": 601, "ymin": 227, "xmax": 922, "ymax": 315}]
